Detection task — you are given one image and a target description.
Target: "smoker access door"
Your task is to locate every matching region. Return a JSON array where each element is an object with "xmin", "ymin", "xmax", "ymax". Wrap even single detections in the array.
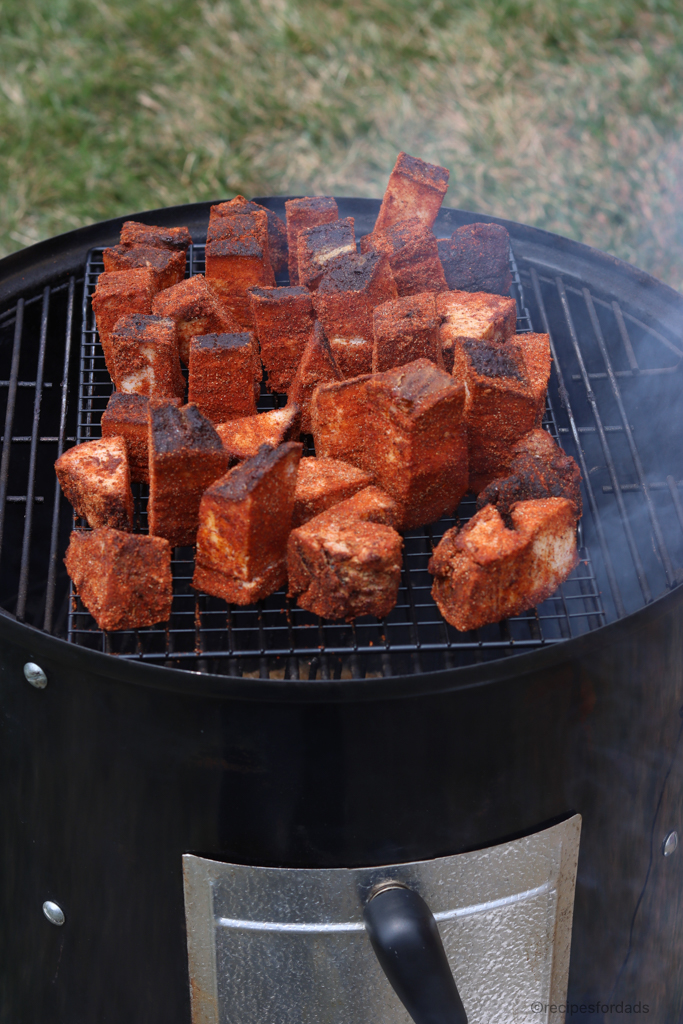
[{"xmin": 183, "ymin": 815, "xmax": 581, "ymax": 1024}]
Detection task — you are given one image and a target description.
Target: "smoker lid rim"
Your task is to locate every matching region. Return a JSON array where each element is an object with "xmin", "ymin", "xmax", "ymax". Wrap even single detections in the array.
[{"xmin": 2, "ymin": 584, "xmax": 681, "ymax": 704}]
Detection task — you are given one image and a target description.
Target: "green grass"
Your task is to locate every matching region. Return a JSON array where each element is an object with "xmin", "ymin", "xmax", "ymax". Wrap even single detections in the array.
[{"xmin": 2, "ymin": 0, "xmax": 683, "ymax": 288}]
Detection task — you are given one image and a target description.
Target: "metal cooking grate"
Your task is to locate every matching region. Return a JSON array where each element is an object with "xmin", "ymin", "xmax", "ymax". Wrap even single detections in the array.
[{"xmin": 1, "ymin": 215, "xmax": 682, "ymax": 679}]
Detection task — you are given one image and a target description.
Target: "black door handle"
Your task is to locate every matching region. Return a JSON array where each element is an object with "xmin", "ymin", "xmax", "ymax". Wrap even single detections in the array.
[{"xmin": 363, "ymin": 883, "xmax": 468, "ymax": 1024}]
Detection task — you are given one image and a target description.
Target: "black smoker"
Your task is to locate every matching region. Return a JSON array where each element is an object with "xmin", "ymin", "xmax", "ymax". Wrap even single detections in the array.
[{"xmin": 1, "ymin": 198, "xmax": 682, "ymax": 1024}]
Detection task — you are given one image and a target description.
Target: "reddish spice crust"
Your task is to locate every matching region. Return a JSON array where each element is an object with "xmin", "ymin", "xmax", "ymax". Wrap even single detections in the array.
[
  {"xmin": 438, "ymin": 222, "xmax": 512, "ymax": 296},
  {"xmin": 249, "ymin": 286, "xmax": 315, "ymax": 392},
  {"xmin": 188, "ymin": 332, "xmax": 258, "ymax": 423},
  {"xmin": 152, "ymin": 276, "xmax": 238, "ymax": 365},
  {"xmin": 216, "ymin": 406, "xmax": 301, "ymax": 463},
  {"xmin": 110, "ymin": 314, "xmax": 185, "ymax": 399},
  {"xmin": 373, "ymin": 152, "xmax": 449, "ymax": 236},
  {"xmin": 292, "ymin": 457, "xmax": 373, "ymax": 527},
  {"xmin": 372, "ymin": 292, "xmax": 442, "ymax": 373},
  {"xmin": 119, "ymin": 221, "xmax": 192, "ymax": 252},
  {"xmin": 92, "ymin": 268, "xmax": 160, "ymax": 375},
  {"xmin": 284, "ymin": 196, "xmax": 338, "ymax": 285},
  {"xmin": 55, "ymin": 436, "xmax": 133, "ymax": 531},
  {"xmin": 102, "ymin": 245, "xmax": 186, "ymax": 290}
]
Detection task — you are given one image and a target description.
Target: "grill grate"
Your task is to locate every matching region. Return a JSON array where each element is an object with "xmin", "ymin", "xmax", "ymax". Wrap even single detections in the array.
[{"xmin": 2, "ymin": 212, "xmax": 682, "ymax": 679}]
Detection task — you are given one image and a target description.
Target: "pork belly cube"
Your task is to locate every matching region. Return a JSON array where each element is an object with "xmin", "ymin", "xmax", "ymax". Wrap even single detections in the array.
[
  {"xmin": 313, "ymin": 251, "xmax": 398, "ymax": 377},
  {"xmin": 293, "ymin": 457, "xmax": 373, "ymax": 527},
  {"xmin": 429, "ymin": 498, "xmax": 578, "ymax": 631},
  {"xmin": 216, "ymin": 405, "xmax": 301, "ymax": 462},
  {"xmin": 249, "ymin": 286, "xmax": 315, "ymax": 392},
  {"xmin": 364, "ymin": 358, "xmax": 468, "ymax": 529},
  {"xmin": 287, "ymin": 486, "xmax": 403, "ymax": 620},
  {"xmin": 285, "ymin": 196, "xmax": 338, "ymax": 284},
  {"xmin": 287, "ymin": 321, "xmax": 343, "ymax": 433},
  {"xmin": 92, "ymin": 268, "xmax": 160, "ymax": 375},
  {"xmin": 188, "ymin": 332, "xmax": 257, "ymax": 423},
  {"xmin": 374, "ymin": 152, "xmax": 449, "ymax": 236},
  {"xmin": 439, "ymin": 222, "xmax": 512, "ymax": 296},
  {"xmin": 193, "ymin": 442, "xmax": 302, "ymax": 604},
  {"xmin": 362, "ymin": 218, "xmax": 447, "ymax": 296},
  {"xmin": 311, "ymin": 374, "xmax": 373, "ymax": 471},
  {"xmin": 477, "ymin": 429, "xmax": 582, "ymax": 520},
  {"xmin": 437, "ymin": 289, "xmax": 518, "ymax": 373},
  {"xmin": 120, "ymin": 221, "xmax": 192, "ymax": 252},
  {"xmin": 208, "ymin": 196, "xmax": 288, "ymax": 274},
  {"xmin": 102, "ymin": 244, "xmax": 185, "ymax": 290},
  {"xmin": 205, "ymin": 211, "xmax": 275, "ymax": 328},
  {"xmin": 297, "ymin": 217, "xmax": 356, "ymax": 290},
  {"xmin": 453, "ymin": 333, "xmax": 551, "ymax": 493},
  {"xmin": 152, "ymin": 276, "xmax": 238, "ymax": 365},
  {"xmin": 372, "ymin": 292, "xmax": 442, "ymax": 373},
  {"xmin": 110, "ymin": 314, "xmax": 185, "ymax": 399},
  {"xmin": 101, "ymin": 393, "xmax": 150, "ymax": 483},
  {"xmin": 55, "ymin": 436, "xmax": 133, "ymax": 531},
  {"xmin": 65, "ymin": 528, "xmax": 172, "ymax": 631},
  {"xmin": 148, "ymin": 400, "xmax": 229, "ymax": 547}
]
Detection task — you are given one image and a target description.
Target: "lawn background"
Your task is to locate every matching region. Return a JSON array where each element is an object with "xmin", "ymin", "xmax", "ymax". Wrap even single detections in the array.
[{"xmin": 2, "ymin": 0, "xmax": 683, "ymax": 289}]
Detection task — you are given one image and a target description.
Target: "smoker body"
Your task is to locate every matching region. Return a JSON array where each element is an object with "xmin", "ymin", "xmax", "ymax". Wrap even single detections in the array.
[{"xmin": 2, "ymin": 200, "xmax": 683, "ymax": 1023}]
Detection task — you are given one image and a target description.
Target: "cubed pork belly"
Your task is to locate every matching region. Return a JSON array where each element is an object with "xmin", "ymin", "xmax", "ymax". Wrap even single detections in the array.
[
  {"xmin": 119, "ymin": 221, "xmax": 192, "ymax": 252},
  {"xmin": 477, "ymin": 429, "xmax": 582, "ymax": 520},
  {"xmin": 102, "ymin": 244, "xmax": 185, "ymax": 290},
  {"xmin": 110, "ymin": 314, "xmax": 185, "ymax": 399},
  {"xmin": 101, "ymin": 393, "xmax": 152, "ymax": 483},
  {"xmin": 55, "ymin": 436, "xmax": 133, "ymax": 531},
  {"xmin": 216, "ymin": 405, "xmax": 301, "ymax": 462},
  {"xmin": 364, "ymin": 359, "xmax": 468, "ymax": 529},
  {"xmin": 311, "ymin": 374, "xmax": 373, "ymax": 471},
  {"xmin": 65, "ymin": 528, "xmax": 172, "ymax": 631},
  {"xmin": 313, "ymin": 251, "xmax": 397, "ymax": 377},
  {"xmin": 208, "ymin": 196, "xmax": 288, "ymax": 274},
  {"xmin": 453, "ymin": 333, "xmax": 551, "ymax": 493},
  {"xmin": 293, "ymin": 457, "xmax": 373, "ymax": 527},
  {"xmin": 438, "ymin": 222, "xmax": 512, "ymax": 296},
  {"xmin": 148, "ymin": 401, "xmax": 229, "ymax": 547},
  {"xmin": 429, "ymin": 498, "xmax": 578, "ymax": 631},
  {"xmin": 205, "ymin": 210, "xmax": 275, "ymax": 328},
  {"xmin": 287, "ymin": 321, "xmax": 343, "ymax": 433},
  {"xmin": 437, "ymin": 289, "xmax": 517, "ymax": 373},
  {"xmin": 285, "ymin": 196, "xmax": 338, "ymax": 285},
  {"xmin": 92, "ymin": 268, "xmax": 160, "ymax": 375},
  {"xmin": 193, "ymin": 442, "xmax": 302, "ymax": 604},
  {"xmin": 372, "ymin": 292, "xmax": 442, "ymax": 373},
  {"xmin": 297, "ymin": 217, "xmax": 356, "ymax": 290},
  {"xmin": 188, "ymin": 332, "xmax": 257, "ymax": 423},
  {"xmin": 152, "ymin": 275, "xmax": 238, "ymax": 365},
  {"xmin": 287, "ymin": 485, "xmax": 402, "ymax": 620},
  {"xmin": 374, "ymin": 152, "xmax": 449, "ymax": 235},
  {"xmin": 249, "ymin": 286, "xmax": 315, "ymax": 392},
  {"xmin": 361, "ymin": 218, "xmax": 446, "ymax": 296}
]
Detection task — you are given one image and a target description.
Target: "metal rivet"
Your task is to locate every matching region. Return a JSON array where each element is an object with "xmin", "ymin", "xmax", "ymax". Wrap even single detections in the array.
[
  {"xmin": 663, "ymin": 831, "xmax": 678, "ymax": 857},
  {"xmin": 24, "ymin": 662, "xmax": 47, "ymax": 689},
  {"xmin": 42, "ymin": 901, "xmax": 65, "ymax": 926}
]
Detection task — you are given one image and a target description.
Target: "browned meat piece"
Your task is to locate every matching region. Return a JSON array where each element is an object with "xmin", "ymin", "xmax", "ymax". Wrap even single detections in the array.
[
  {"xmin": 361, "ymin": 218, "xmax": 447, "ymax": 296},
  {"xmin": 249, "ymin": 286, "xmax": 315, "ymax": 392},
  {"xmin": 65, "ymin": 528, "xmax": 172, "ymax": 631},
  {"xmin": 374, "ymin": 152, "xmax": 449, "ymax": 236},
  {"xmin": 110, "ymin": 314, "xmax": 185, "ymax": 399},
  {"xmin": 285, "ymin": 196, "xmax": 338, "ymax": 285},
  {"xmin": 216, "ymin": 406, "xmax": 301, "ymax": 462},
  {"xmin": 119, "ymin": 221, "xmax": 192, "ymax": 252},
  {"xmin": 205, "ymin": 210, "xmax": 275, "ymax": 328},
  {"xmin": 148, "ymin": 401, "xmax": 229, "ymax": 547},
  {"xmin": 55, "ymin": 437, "xmax": 133, "ymax": 530},
  {"xmin": 287, "ymin": 485, "xmax": 402, "ymax": 620},
  {"xmin": 101, "ymin": 394, "xmax": 151, "ymax": 483},
  {"xmin": 438, "ymin": 223, "xmax": 512, "ymax": 296},
  {"xmin": 453, "ymin": 333, "xmax": 551, "ymax": 493},
  {"xmin": 372, "ymin": 292, "xmax": 442, "ymax": 373},
  {"xmin": 188, "ymin": 333, "xmax": 257, "ymax": 423},
  {"xmin": 193, "ymin": 442, "xmax": 302, "ymax": 604},
  {"xmin": 293, "ymin": 457, "xmax": 373, "ymax": 527},
  {"xmin": 208, "ymin": 196, "xmax": 288, "ymax": 273},
  {"xmin": 152, "ymin": 276, "xmax": 238, "ymax": 365},
  {"xmin": 364, "ymin": 359, "xmax": 468, "ymax": 529},
  {"xmin": 297, "ymin": 217, "xmax": 356, "ymax": 290},
  {"xmin": 102, "ymin": 244, "xmax": 186, "ymax": 290},
  {"xmin": 429, "ymin": 498, "xmax": 578, "ymax": 631},
  {"xmin": 477, "ymin": 429, "xmax": 582, "ymax": 520},
  {"xmin": 437, "ymin": 289, "xmax": 517, "ymax": 373},
  {"xmin": 91, "ymin": 268, "xmax": 160, "ymax": 375},
  {"xmin": 311, "ymin": 374, "xmax": 373, "ymax": 471},
  {"xmin": 287, "ymin": 322, "xmax": 344, "ymax": 433},
  {"xmin": 312, "ymin": 251, "xmax": 397, "ymax": 377}
]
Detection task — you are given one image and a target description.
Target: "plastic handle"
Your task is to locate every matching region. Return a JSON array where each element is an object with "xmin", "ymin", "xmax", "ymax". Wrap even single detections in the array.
[{"xmin": 363, "ymin": 885, "xmax": 468, "ymax": 1024}]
